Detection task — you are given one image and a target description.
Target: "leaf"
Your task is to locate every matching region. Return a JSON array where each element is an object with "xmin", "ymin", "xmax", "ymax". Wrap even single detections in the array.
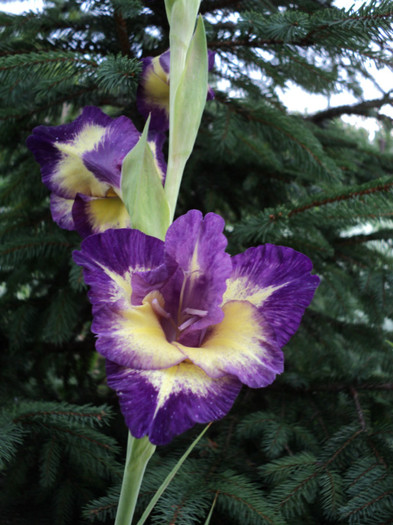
[
  {"xmin": 136, "ymin": 423, "xmax": 211, "ymax": 525},
  {"xmin": 121, "ymin": 116, "xmax": 171, "ymax": 240}
]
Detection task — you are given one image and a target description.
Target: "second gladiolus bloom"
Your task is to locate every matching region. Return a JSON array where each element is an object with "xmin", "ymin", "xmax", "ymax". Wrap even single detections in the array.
[
  {"xmin": 26, "ymin": 106, "xmax": 166, "ymax": 237},
  {"xmin": 73, "ymin": 210, "xmax": 319, "ymax": 445}
]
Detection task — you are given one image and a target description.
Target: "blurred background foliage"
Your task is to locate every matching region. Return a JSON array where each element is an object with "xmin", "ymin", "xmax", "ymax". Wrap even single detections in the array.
[{"xmin": 1, "ymin": 0, "xmax": 393, "ymax": 523}]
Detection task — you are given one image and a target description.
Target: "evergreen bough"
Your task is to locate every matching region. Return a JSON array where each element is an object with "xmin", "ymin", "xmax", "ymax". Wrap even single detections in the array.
[{"xmin": 1, "ymin": 0, "xmax": 392, "ymax": 523}]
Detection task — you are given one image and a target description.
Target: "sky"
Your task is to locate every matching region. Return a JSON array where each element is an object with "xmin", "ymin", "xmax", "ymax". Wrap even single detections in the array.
[{"xmin": 1, "ymin": 0, "xmax": 392, "ymax": 138}]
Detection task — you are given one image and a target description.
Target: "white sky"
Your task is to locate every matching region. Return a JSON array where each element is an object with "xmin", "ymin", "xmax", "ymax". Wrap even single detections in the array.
[
  {"xmin": 0, "ymin": 0, "xmax": 43, "ymax": 13},
  {"xmin": 1, "ymin": 0, "xmax": 392, "ymax": 138}
]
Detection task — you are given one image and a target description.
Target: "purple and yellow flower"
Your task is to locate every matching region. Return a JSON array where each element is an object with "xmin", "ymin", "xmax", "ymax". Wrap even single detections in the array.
[
  {"xmin": 74, "ymin": 210, "xmax": 319, "ymax": 445},
  {"xmin": 136, "ymin": 50, "xmax": 215, "ymax": 132},
  {"xmin": 26, "ymin": 106, "xmax": 166, "ymax": 237},
  {"xmin": 73, "ymin": 210, "xmax": 319, "ymax": 445}
]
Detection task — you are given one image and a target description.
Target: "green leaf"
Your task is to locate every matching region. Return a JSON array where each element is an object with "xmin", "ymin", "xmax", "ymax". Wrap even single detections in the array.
[
  {"xmin": 120, "ymin": 117, "xmax": 171, "ymax": 240},
  {"xmin": 136, "ymin": 423, "xmax": 211, "ymax": 525}
]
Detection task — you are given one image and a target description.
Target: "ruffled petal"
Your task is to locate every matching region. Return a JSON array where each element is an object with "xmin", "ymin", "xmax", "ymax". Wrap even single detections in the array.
[
  {"xmin": 82, "ymin": 115, "xmax": 140, "ymax": 190},
  {"xmin": 72, "ymin": 228, "xmax": 164, "ymax": 310},
  {"xmin": 159, "ymin": 49, "xmax": 171, "ymax": 73},
  {"xmin": 224, "ymin": 244, "xmax": 320, "ymax": 346},
  {"xmin": 106, "ymin": 360, "xmax": 242, "ymax": 445},
  {"xmin": 91, "ymin": 298, "xmax": 186, "ymax": 369},
  {"xmin": 161, "ymin": 210, "xmax": 232, "ymax": 338},
  {"xmin": 136, "ymin": 55, "xmax": 170, "ymax": 132},
  {"xmin": 49, "ymin": 193, "xmax": 75, "ymax": 230},
  {"xmin": 72, "ymin": 193, "xmax": 131, "ymax": 238},
  {"xmin": 136, "ymin": 49, "xmax": 215, "ymax": 133},
  {"xmin": 147, "ymin": 133, "xmax": 167, "ymax": 184},
  {"xmin": 26, "ymin": 106, "xmax": 113, "ymax": 198},
  {"xmin": 177, "ymin": 300, "xmax": 283, "ymax": 388}
]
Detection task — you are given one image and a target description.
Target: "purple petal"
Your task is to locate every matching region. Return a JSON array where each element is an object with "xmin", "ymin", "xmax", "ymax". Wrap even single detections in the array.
[
  {"xmin": 207, "ymin": 86, "xmax": 215, "ymax": 101},
  {"xmin": 72, "ymin": 193, "xmax": 131, "ymax": 238},
  {"xmin": 161, "ymin": 210, "xmax": 233, "ymax": 341},
  {"xmin": 147, "ymin": 131, "xmax": 167, "ymax": 184},
  {"xmin": 50, "ymin": 193, "xmax": 75, "ymax": 230},
  {"xmin": 82, "ymin": 115, "xmax": 140, "ymax": 189},
  {"xmin": 106, "ymin": 360, "xmax": 242, "ymax": 445},
  {"xmin": 177, "ymin": 300, "xmax": 283, "ymax": 388},
  {"xmin": 26, "ymin": 106, "xmax": 113, "ymax": 198},
  {"xmin": 136, "ymin": 49, "xmax": 215, "ymax": 132},
  {"xmin": 224, "ymin": 244, "xmax": 320, "ymax": 346},
  {"xmin": 208, "ymin": 50, "xmax": 215, "ymax": 71},
  {"xmin": 91, "ymin": 299, "xmax": 186, "ymax": 369},
  {"xmin": 72, "ymin": 228, "xmax": 164, "ymax": 310},
  {"xmin": 136, "ymin": 55, "xmax": 170, "ymax": 132},
  {"xmin": 159, "ymin": 49, "xmax": 170, "ymax": 74},
  {"xmin": 73, "ymin": 228, "xmax": 185, "ymax": 370}
]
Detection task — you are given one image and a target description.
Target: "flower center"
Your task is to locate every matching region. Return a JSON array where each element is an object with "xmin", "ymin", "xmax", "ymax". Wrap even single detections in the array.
[
  {"xmin": 105, "ymin": 187, "xmax": 118, "ymax": 198},
  {"xmin": 150, "ymin": 296, "xmax": 207, "ymax": 343}
]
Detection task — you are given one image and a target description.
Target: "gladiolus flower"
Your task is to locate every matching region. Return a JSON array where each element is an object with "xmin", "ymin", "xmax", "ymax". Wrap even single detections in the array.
[
  {"xmin": 27, "ymin": 106, "xmax": 166, "ymax": 237},
  {"xmin": 136, "ymin": 50, "xmax": 215, "ymax": 132},
  {"xmin": 73, "ymin": 210, "xmax": 319, "ymax": 445}
]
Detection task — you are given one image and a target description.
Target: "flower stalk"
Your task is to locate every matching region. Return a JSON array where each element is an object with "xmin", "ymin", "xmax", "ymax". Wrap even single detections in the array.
[
  {"xmin": 164, "ymin": 1, "xmax": 208, "ymax": 220},
  {"xmin": 114, "ymin": 434, "xmax": 156, "ymax": 525}
]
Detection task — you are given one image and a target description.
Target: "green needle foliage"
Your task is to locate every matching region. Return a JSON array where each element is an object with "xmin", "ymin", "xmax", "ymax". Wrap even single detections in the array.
[{"xmin": 1, "ymin": 0, "xmax": 393, "ymax": 523}]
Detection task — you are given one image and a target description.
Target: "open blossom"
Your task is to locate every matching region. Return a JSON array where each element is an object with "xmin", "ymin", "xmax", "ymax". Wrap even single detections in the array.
[
  {"xmin": 136, "ymin": 50, "xmax": 215, "ymax": 132},
  {"xmin": 26, "ymin": 106, "xmax": 166, "ymax": 237},
  {"xmin": 73, "ymin": 210, "xmax": 319, "ymax": 445}
]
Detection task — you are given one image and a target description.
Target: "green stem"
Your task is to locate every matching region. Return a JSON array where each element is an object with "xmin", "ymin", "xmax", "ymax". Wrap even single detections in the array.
[{"xmin": 115, "ymin": 434, "xmax": 156, "ymax": 525}]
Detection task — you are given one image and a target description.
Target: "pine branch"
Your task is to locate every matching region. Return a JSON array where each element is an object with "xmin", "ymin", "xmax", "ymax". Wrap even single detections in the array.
[
  {"xmin": 285, "ymin": 179, "xmax": 393, "ymax": 219},
  {"xmin": 13, "ymin": 404, "xmax": 112, "ymax": 428},
  {"xmin": 308, "ymin": 93, "xmax": 393, "ymax": 123}
]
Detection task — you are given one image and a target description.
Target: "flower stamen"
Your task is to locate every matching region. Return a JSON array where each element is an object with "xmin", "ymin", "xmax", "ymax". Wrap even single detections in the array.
[
  {"xmin": 151, "ymin": 297, "xmax": 171, "ymax": 319},
  {"xmin": 178, "ymin": 317, "xmax": 198, "ymax": 331},
  {"xmin": 184, "ymin": 307, "xmax": 208, "ymax": 317}
]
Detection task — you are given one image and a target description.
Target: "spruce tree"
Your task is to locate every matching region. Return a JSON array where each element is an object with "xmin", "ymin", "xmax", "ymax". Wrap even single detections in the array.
[{"xmin": 1, "ymin": 0, "xmax": 393, "ymax": 523}]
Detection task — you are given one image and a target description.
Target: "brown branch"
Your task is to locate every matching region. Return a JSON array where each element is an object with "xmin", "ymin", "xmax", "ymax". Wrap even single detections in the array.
[
  {"xmin": 0, "ymin": 55, "xmax": 97, "ymax": 72},
  {"xmin": 268, "ymin": 182, "xmax": 393, "ymax": 221},
  {"xmin": 215, "ymin": 490, "xmax": 277, "ymax": 524},
  {"xmin": 350, "ymin": 387, "xmax": 367, "ymax": 431},
  {"xmin": 307, "ymin": 94, "xmax": 393, "ymax": 124},
  {"xmin": 209, "ymin": 9, "xmax": 393, "ymax": 50},
  {"xmin": 344, "ymin": 488, "xmax": 393, "ymax": 518},
  {"xmin": 14, "ymin": 409, "xmax": 108, "ymax": 423},
  {"xmin": 114, "ymin": 11, "xmax": 131, "ymax": 57}
]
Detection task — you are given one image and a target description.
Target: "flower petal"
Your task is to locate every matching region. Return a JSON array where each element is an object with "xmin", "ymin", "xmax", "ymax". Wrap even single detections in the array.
[
  {"xmin": 27, "ymin": 106, "xmax": 113, "ymax": 198},
  {"xmin": 223, "ymin": 244, "xmax": 320, "ymax": 346},
  {"xmin": 72, "ymin": 228, "xmax": 164, "ymax": 310},
  {"xmin": 136, "ymin": 49, "xmax": 215, "ymax": 133},
  {"xmin": 106, "ymin": 360, "xmax": 242, "ymax": 445},
  {"xmin": 136, "ymin": 55, "xmax": 170, "ymax": 132},
  {"xmin": 82, "ymin": 115, "xmax": 140, "ymax": 190},
  {"xmin": 147, "ymin": 133, "xmax": 167, "ymax": 184},
  {"xmin": 162, "ymin": 210, "xmax": 232, "ymax": 338},
  {"xmin": 72, "ymin": 193, "xmax": 131, "ymax": 237},
  {"xmin": 91, "ymin": 298, "xmax": 186, "ymax": 369},
  {"xmin": 50, "ymin": 193, "xmax": 75, "ymax": 230},
  {"xmin": 177, "ymin": 300, "xmax": 283, "ymax": 388}
]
